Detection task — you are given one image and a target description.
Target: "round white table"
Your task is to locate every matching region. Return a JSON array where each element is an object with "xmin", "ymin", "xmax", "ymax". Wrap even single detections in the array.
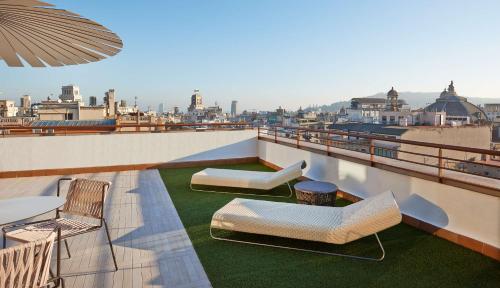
[{"xmin": 0, "ymin": 196, "xmax": 65, "ymax": 226}]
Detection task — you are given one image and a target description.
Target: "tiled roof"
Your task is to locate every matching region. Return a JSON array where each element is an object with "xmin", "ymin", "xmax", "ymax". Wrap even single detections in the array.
[
  {"xmin": 329, "ymin": 123, "xmax": 407, "ymax": 136},
  {"xmin": 425, "ymin": 95, "xmax": 487, "ymax": 120},
  {"xmin": 31, "ymin": 120, "xmax": 116, "ymax": 127},
  {"xmin": 351, "ymin": 98, "xmax": 407, "ymax": 105}
]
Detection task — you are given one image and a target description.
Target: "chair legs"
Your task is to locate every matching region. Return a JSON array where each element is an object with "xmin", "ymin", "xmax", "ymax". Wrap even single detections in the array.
[
  {"xmin": 64, "ymin": 239, "xmax": 71, "ymax": 258},
  {"xmin": 210, "ymin": 227, "xmax": 386, "ymax": 262},
  {"xmin": 49, "ymin": 273, "xmax": 65, "ymax": 288},
  {"xmin": 49, "ymin": 272, "xmax": 65, "ymax": 288},
  {"xmin": 3, "ymin": 221, "xmax": 118, "ymax": 272},
  {"xmin": 190, "ymin": 182, "xmax": 294, "ymax": 198},
  {"xmin": 103, "ymin": 218, "xmax": 118, "ymax": 271}
]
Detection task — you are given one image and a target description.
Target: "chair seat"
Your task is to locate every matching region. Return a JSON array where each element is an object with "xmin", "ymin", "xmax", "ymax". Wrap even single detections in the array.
[
  {"xmin": 191, "ymin": 160, "xmax": 306, "ymax": 190},
  {"xmin": 192, "ymin": 169, "xmax": 275, "ymax": 189},
  {"xmin": 5, "ymin": 218, "xmax": 100, "ymax": 243}
]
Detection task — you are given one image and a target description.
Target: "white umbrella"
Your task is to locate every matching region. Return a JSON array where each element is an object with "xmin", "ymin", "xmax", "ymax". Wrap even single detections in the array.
[{"xmin": 0, "ymin": 0, "xmax": 123, "ymax": 67}]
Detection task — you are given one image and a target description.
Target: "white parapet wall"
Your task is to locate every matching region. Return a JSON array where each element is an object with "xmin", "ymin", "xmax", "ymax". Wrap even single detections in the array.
[
  {"xmin": 258, "ymin": 140, "xmax": 500, "ymax": 249},
  {"xmin": 0, "ymin": 130, "xmax": 258, "ymax": 171}
]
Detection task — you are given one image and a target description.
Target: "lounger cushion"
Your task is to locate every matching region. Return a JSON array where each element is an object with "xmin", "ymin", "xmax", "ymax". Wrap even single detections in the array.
[
  {"xmin": 191, "ymin": 161, "xmax": 305, "ymax": 190},
  {"xmin": 211, "ymin": 191, "xmax": 402, "ymax": 244}
]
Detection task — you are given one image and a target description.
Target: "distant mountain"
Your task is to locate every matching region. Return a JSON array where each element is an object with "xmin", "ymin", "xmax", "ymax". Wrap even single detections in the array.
[
  {"xmin": 305, "ymin": 101, "xmax": 351, "ymax": 113},
  {"xmin": 370, "ymin": 92, "xmax": 439, "ymax": 109},
  {"xmin": 305, "ymin": 92, "xmax": 500, "ymax": 113}
]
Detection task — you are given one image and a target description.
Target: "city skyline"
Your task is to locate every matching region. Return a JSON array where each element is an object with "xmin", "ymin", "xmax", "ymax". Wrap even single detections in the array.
[
  {"xmin": 2, "ymin": 84, "xmax": 499, "ymax": 114},
  {"xmin": 2, "ymin": 0, "xmax": 500, "ymax": 111}
]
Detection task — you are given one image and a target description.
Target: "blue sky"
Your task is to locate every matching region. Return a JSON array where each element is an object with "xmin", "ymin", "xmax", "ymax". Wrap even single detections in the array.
[{"xmin": 1, "ymin": 0, "xmax": 500, "ymax": 111}]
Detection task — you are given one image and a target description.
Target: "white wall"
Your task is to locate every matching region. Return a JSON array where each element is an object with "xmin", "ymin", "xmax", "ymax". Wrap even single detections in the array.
[
  {"xmin": 258, "ymin": 140, "xmax": 500, "ymax": 249},
  {"xmin": 0, "ymin": 130, "xmax": 258, "ymax": 171},
  {"xmin": 2, "ymin": 131, "xmax": 497, "ymax": 248}
]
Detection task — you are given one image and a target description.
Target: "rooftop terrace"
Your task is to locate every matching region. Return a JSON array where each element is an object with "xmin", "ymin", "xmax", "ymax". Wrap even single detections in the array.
[
  {"xmin": 0, "ymin": 165, "xmax": 498, "ymax": 287},
  {"xmin": 0, "ymin": 124, "xmax": 498, "ymax": 287}
]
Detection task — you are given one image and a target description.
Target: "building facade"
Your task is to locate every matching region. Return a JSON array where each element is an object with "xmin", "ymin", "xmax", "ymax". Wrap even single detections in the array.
[
  {"xmin": 18, "ymin": 95, "xmax": 32, "ymax": 116},
  {"xmin": 37, "ymin": 101, "xmax": 105, "ymax": 120},
  {"xmin": 385, "ymin": 87, "xmax": 399, "ymax": 111},
  {"xmin": 188, "ymin": 90, "xmax": 204, "ymax": 112},
  {"xmin": 348, "ymin": 87, "xmax": 407, "ymax": 123},
  {"xmin": 484, "ymin": 104, "xmax": 500, "ymax": 123},
  {"xmin": 231, "ymin": 100, "xmax": 237, "ymax": 116},
  {"xmin": 20, "ymin": 95, "xmax": 31, "ymax": 109},
  {"xmin": 104, "ymin": 89, "xmax": 116, "ymax": 118},
  {"xmin": 60, "ymin": 85, "xmax": 83, "ymax": 103},
  {"xmin": 89, "ymin": 96, "xmax": 97, "ymax": 106},
  {"xmin": 0, "ymin": 100, "xmax": 18, "ymax": 117}
]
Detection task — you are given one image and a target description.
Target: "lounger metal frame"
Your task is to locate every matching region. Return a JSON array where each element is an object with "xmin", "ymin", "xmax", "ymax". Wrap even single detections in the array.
[
  {"xmin": 210, "ymin": 227, "xmax": 385, "ymax": 262},
  {"xmin": 190, "ymin": 182, "xmax": 294, "ymax": 198}
]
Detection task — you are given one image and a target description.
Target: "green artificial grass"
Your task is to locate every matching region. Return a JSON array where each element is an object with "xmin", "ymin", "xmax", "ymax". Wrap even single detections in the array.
[{"xmin": 159, "ymin": 163, "xmax": 500, "ymax": 288}]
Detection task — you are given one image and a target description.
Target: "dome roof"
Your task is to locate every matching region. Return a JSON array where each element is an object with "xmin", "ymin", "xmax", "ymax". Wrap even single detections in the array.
[
  {"xmin": 425, "ymin": 81, "xmax": 487, "ymax": 121},
  {"xmin": 387, "ymin": 87, "xmax": 398, "ymax": 97},
  {"xmin": 440, "ymin": 88, "xmax": 448, "ymax": 97},
  {"xmin": 424, "ymin": 98, "xmax": 487, "ymax": 121}
]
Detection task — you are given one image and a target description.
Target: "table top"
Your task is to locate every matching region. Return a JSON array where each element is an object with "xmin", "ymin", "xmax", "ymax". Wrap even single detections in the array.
[
  {"xmin": 294, "ymin": 181, "xmax": 338, "ymax": 194},
  {"xmin": 0, "ymin": 196, "xmax": 65, "ymax": 226}
]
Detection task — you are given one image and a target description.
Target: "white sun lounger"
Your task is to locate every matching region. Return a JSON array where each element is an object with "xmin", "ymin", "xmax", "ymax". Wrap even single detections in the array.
[
  {"xmin": 190, "ymin": 161, "xmax": 306, "ymax": 198},
  {"xmin": 210, "ymin": 190, "xmax": 402, "ymax": 261}
]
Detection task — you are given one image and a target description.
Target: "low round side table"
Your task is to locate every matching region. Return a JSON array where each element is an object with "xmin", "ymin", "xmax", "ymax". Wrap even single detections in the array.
[{"xmin": 294, "ymin": 181, "xmax": 338, "ymax": 206}]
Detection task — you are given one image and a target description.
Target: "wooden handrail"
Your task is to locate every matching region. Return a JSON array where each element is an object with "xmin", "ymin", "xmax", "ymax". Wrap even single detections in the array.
[
  {"xmin": 1, "ymin": 121, "xmax": 497, "ymax": 156},
  {"xmin": 271, "ymin": 125, "xmax": 500, "ymax": 157},
  {"xmin": 0, "ymin": 122, "xmax": 253, "ymax": 134},
  {"xmin": 259, "ymin": 125, "xmax": 500, "ymax": 186}
]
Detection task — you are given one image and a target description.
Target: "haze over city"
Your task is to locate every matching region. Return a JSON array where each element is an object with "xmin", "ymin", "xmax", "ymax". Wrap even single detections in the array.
[{"xmin": 1, "ymin": 0, "xmax": 500, "ymax": 111}]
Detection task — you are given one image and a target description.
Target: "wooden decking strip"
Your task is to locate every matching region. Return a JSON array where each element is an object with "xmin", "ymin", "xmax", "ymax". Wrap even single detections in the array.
[{"xmin": 0, "ymin": 170, "xmax": 211, "ymax": 288}]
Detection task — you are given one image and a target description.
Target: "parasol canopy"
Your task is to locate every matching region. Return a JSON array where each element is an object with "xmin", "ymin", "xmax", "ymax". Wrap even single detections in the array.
[{"xmin": 0, "ymin": 0, "xmax": 123, "ymax": 67}]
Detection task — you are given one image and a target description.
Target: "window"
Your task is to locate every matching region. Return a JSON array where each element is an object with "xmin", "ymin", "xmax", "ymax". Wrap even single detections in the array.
[{"xmin": 374, "ymin": 147, "xmax": 396, "ymax": 159}]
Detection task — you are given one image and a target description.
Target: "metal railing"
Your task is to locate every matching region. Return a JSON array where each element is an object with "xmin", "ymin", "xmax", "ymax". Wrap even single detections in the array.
[
  {"xmin": 1, "ymin": 121, "xmax": 497, "ymax": 193},
  {"xmin": 258, "ymin": 125, "xmax": 500, "ymax": 190},
  {"xmin": 0, "ymin": 122, "xmax": 254, "ymax": 136}
]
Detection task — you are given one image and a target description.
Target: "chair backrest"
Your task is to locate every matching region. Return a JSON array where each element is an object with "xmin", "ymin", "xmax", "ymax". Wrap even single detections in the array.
[
  {"xmin": 267, "ymin": 160, "xmax": 306, "ymax": 188},
  {"xmin": 340, "ymin": 190, "xmax": 402, "ymax": 241},
  {"xmin": 61, "ymin": 178, "xmax": 111, "ymax": 219},
  {"xmin": 0, "ymin": 232, "xmax": 56, "ymax": 288}
]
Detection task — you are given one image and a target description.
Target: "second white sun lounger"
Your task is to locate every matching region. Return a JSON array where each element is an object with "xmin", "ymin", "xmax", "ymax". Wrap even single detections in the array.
[
  {"xmin": 190, "ymin": 160, "xmax": 306, "ymax": 197},
  {"xmin": 210, "ymin": 190, "xmax": 402, "ymax": 261}
]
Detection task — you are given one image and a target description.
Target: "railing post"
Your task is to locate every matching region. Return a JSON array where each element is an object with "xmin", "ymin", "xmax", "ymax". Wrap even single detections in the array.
[
  {"xmin": 370, "ymin": 139, "xmax": 375, "ymax": 166},
  {"xmin": 438, "ymin": 148, "xmax": 444, "ymax": 182},
  {"xmin": 327, "ymin": 130, "xmax": 331, "ymax": 156},
  {"xmin": 274, "ymin": 126, "xmax": 278, "ymax": 143},
  {"xmin": 257, "ymin": 125, "xmax": 260, "ymax": 139},
  {"xmin": 296, "ymin": 128, "xmax": 300, "ymax": 148}
]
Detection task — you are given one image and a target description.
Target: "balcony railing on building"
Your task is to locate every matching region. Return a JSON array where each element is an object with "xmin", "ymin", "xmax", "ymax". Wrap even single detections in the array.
[{"xmin": 258, "ymin": 125, "xmax": 500, "ymax": 195}]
